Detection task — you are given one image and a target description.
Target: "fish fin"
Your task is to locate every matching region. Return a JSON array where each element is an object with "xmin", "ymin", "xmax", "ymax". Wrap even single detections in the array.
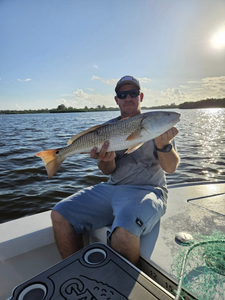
[
  {"xmin": 35, "ymin": 149, "xmax": 65, "ymax": 179},
  {"xmin": 125, "ymin": 143, "xmax": 144, "ymax": 154},
  {"xmin": 67, "ymin": 124, "xmax": 107, "ymax": 145},
  {"xmin": 126, "ymin": 129, "xmax": 142, "ymax": 141}
]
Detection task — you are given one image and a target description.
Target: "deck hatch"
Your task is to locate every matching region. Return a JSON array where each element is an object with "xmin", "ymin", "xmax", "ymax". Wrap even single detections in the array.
[
  {"xmin": 10, "ymin": 243, "xmax": 175, "ymax": 300},
  {"xmin": 187, "ymin": 193, "xmax": 225, "ymax": 215}
]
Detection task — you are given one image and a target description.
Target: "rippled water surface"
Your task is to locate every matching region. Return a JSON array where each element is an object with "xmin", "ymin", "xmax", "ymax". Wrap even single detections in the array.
[{"xmin": 1, "ymin": 109, "xmax": 225, "ymax": 223}]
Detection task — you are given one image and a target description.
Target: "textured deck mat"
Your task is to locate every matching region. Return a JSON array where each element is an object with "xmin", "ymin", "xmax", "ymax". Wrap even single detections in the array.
[{"xmin": 10, "ymin": 243, "xmax": 174, "ymax": 300}]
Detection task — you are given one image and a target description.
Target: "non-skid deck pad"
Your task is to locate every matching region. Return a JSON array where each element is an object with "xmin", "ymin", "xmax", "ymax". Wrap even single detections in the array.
[{"xmin": 10, "ymin": 243, "xmax": 174, "ymax": 300}]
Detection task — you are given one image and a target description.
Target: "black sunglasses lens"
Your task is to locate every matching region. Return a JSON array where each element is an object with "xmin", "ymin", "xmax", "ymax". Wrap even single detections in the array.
[
  {"xmin": 129, "ymin": 90, "xmax": 139, "ymax": 97},
  {"xmin": 117, "ymin": 92, "xmax": 128, "ymax": 99}
]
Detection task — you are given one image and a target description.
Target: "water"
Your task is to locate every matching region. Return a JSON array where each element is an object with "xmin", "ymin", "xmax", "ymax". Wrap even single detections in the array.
[{"xmin": 1, "ymin": 109, "xmax": 225, "ymax": 224}]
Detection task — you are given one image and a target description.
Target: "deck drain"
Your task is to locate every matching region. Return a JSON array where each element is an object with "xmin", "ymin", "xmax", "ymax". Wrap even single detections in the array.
[
  {"xmin": 84, "ymin": 248, "xmax": 107, "ymax": 265},
  {"xmin": 204, "ymin": 250, "xmax": 225, "ymax": 276}
]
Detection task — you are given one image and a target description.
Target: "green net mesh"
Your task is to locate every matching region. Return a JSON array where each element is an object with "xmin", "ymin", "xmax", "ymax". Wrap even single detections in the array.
[{"xmin": 172, "ymin": 231, "xmax": 225, "ymax": 300}]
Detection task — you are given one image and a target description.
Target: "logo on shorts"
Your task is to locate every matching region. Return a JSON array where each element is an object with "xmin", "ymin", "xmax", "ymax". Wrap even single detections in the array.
[{"xmin": 136, "ymin": 218, "xmax": 143, "ymax": 227}]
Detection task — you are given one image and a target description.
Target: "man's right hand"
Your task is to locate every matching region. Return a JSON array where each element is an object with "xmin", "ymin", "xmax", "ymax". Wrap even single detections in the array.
[
  {"xmin": 90, "ymin": 141, "xmax": 116, "ymax": 175},
  {"xmin": 90, "ymin": 141, "xmax": 116, "ymax": 162}
]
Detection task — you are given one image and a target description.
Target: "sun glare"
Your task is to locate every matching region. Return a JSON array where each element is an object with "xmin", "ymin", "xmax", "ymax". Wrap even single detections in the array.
[{"xmin": 211, "ymin": 30, "xmax": 225, "ymax": 49}]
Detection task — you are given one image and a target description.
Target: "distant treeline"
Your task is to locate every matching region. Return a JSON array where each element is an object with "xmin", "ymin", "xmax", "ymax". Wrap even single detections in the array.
[
  {"xmin": 178, "ymin": 98, "xmax": 225, "ymax": 109},
  {"xmin": 0, "ymin": 105, "xmax": 120, "ymax": 115},
  {"xmin": 1, "ymin": 98, "xmax": 225, "ymax": 114}
]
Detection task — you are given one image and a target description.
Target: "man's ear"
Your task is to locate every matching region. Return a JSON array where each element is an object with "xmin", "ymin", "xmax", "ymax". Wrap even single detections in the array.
[
  {"xmin": 140, "ymin": 93, "xmax": 144, "ymax": 102},
  {"xmin": 114, "ymin": 96, "xmax": 118, "ymax": 104}
]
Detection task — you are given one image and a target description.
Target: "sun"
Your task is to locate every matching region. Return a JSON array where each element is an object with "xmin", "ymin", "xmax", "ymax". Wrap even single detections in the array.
[{"xmin": 211, "ymin": 30, "xmax": 225, "ymax": 49}]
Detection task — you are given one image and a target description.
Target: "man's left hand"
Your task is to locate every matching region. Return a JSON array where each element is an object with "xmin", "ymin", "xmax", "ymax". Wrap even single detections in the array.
[{"xmin": 154, "ymin": 127, "xmax": 178, "ymax": 149}]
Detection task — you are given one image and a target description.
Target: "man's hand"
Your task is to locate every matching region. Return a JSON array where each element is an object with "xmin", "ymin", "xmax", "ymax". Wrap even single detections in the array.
[
  {"xmin": 90, "ymin": 141, "xmax": 116, "ymax": 162},
  {"xmin": 154, "ymin": 127, "xmax": 178, "ymax": 149},
  {"xmin": 90, "ymin": 141, "xmax": 116, "ymax": 175},
  {"xmin": 154, "ymin": 127, "xmax": 180, "ymax": 174}
]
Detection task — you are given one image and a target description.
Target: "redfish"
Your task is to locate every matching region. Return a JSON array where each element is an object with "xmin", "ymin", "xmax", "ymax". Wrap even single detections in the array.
[{"xmin": 36, "ymin": 111, "xmax": 180, "ymax": 178}]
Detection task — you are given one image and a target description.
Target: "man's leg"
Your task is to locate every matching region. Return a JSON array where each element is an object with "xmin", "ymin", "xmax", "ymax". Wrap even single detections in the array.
[
  {"xmin": 51, "ymin": 210, "xmax": 83, "ymax": 259},
  {"xmin": 51, "ymin": 184, "xmax": 115, "ymax": 259},
  {"xmin": 110, "ymin": 186, "xmax": 167, "ymax": 265},
  {"xmin": 110, "ymin": 226, "xmax": 140, "ymax": 266}
]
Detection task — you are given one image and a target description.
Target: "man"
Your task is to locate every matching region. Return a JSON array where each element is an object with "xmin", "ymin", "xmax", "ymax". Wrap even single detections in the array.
[{"xmin": 51, "ymin": 75, "xmax": 180, "ymax": 265}]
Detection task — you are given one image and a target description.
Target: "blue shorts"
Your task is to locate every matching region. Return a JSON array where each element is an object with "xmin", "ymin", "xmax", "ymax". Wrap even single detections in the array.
[{"xmin": 53, "ymin": 183, "xmax": 167, "ymax": 238}]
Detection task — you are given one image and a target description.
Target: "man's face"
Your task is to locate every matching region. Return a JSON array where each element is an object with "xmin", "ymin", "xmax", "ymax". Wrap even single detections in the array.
[{"xmin": 115, "ymin": 84, "xmax": 143, "ymax": 118}]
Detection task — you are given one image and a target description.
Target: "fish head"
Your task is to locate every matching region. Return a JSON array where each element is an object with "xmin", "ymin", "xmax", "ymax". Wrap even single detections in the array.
[{"xmin": 142, "ymin": 111, "xmax": 181, "ymax": 139}]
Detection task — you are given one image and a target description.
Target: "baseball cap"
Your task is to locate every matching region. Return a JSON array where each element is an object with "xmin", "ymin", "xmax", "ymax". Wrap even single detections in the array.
[{"xmin": 115, "ymin": 75, "xmax": 140, "ymax": 93}]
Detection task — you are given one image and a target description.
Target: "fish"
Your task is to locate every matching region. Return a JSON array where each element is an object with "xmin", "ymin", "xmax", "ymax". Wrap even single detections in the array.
[{"xmin": 35, "ymin": 111, "xmax": 180, "ymax": 178}]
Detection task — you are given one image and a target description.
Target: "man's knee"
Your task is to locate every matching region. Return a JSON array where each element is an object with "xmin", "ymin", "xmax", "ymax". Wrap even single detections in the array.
[
  {"xmin": 112, "ymin": 227, "xmax": 127, "ymax": 239},
  {"xmin": 111, "ymin": 227, "xmax": 140, "ymax": 265},
  {"xmin": 111, "ymin": 227, "xmax": 137, "ymax": 244},
  {"xmin": 51, "ymin": 210, "xmax": 69, "ymax": 226}
]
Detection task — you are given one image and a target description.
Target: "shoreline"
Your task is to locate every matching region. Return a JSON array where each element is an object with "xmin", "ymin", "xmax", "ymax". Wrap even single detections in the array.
[{"xmin": 1, "ymin": 98, "xmax": 225, "ymax": 114}]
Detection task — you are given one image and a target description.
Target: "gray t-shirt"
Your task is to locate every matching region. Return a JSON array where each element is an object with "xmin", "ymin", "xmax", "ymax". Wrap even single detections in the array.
[{"xmin": 105, "ymin": 116, "xmax": 176, "ymax": 199}]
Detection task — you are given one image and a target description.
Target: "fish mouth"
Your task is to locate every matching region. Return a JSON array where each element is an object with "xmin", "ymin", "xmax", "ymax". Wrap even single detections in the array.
[{"xmin": 170, "ymin": 113, "xmax": 181, "ymax": 126}]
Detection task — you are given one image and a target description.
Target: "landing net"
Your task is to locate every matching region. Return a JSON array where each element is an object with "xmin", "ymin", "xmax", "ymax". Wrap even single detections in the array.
[{"xmin": 172, "ymin": 231, "xmax": 225, "ymax": 300}]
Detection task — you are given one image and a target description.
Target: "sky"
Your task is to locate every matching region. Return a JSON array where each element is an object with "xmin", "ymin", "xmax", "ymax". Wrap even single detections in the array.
[{"xmin": 0, "ymin": 0, "xmax": 225, "ymax": 110}]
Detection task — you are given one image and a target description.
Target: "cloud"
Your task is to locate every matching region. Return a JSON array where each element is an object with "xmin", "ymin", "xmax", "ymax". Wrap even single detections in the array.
[
  {"xmin": 92, "ymin": 75, "xmax": 101, "ymax": 80},
  {"xmin": 140, "ymin": 76, "xmax": 225, "ymax": 107},
  {"xmin": 74, "ymin": 89, "xmax": 92, "ymax": 102},
  {"xmin": 160, "ymin": 88, "xmax": 187, "ymax": 103},
  {"xmin": 18, "ymin": 78, "xmax": 31, "ymax": 82},
  {"xmin": 202, "ymin": 76, "xmax": 225, "ymax": 88},
  {"xmin": 57, "ymin": 89, "xmax": 116, "ymax": 109},
  {"xmin": 93, "ymin": 65, "xmax": 98, "ymax": 69},
  {"xmin": 157, "ymin": 76, "xmax": 225, "ymax": 105},
  {"xmin": 91, "ymin": 76, "xmax": 152, "ymax": 87},
  {"xmin": 187, "ymin": 76, "xmax": 225, "ymax": 100},
  {"xmin": 138, "ymin": 77, "xmax": 151, "ymax": 83},
  {"xmin": 61, "ymin": 93, "xmax": 73, "ymax": 97},
  {"xmin": 91, "ymin": 75, "xmax": 117, "ymax": 86},
  {"xmin": 59, "ymin": 98, "xmax": 68, "ymax": 105},
  {"xmin": 187, "ymin": 80, "xmax": 201, "ymax": 84},
  {"xmin": 15, "ymin": 104, "xmax": 22, "ymax": 109}
]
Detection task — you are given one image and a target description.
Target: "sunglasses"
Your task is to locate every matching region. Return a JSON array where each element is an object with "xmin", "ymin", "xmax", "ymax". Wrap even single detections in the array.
[{"xmin": 116, "ymin": 89, "xmax": 140, "ymax": 99}]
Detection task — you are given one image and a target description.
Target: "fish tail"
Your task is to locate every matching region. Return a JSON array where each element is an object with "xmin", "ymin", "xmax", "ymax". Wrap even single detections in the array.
[{"xmin": 35, "ymin": 149, "xmax": 65, "ymax": 179}]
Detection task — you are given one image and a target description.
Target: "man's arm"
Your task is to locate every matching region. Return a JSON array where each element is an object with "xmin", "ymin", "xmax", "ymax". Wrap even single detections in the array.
[
  {"xmin": 90, "ymin": 141, "xmax": 116, "ymax": 175},
  {"xmin": 154, "ymin": 127, "xmax": 180, "ymax": 174}
]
